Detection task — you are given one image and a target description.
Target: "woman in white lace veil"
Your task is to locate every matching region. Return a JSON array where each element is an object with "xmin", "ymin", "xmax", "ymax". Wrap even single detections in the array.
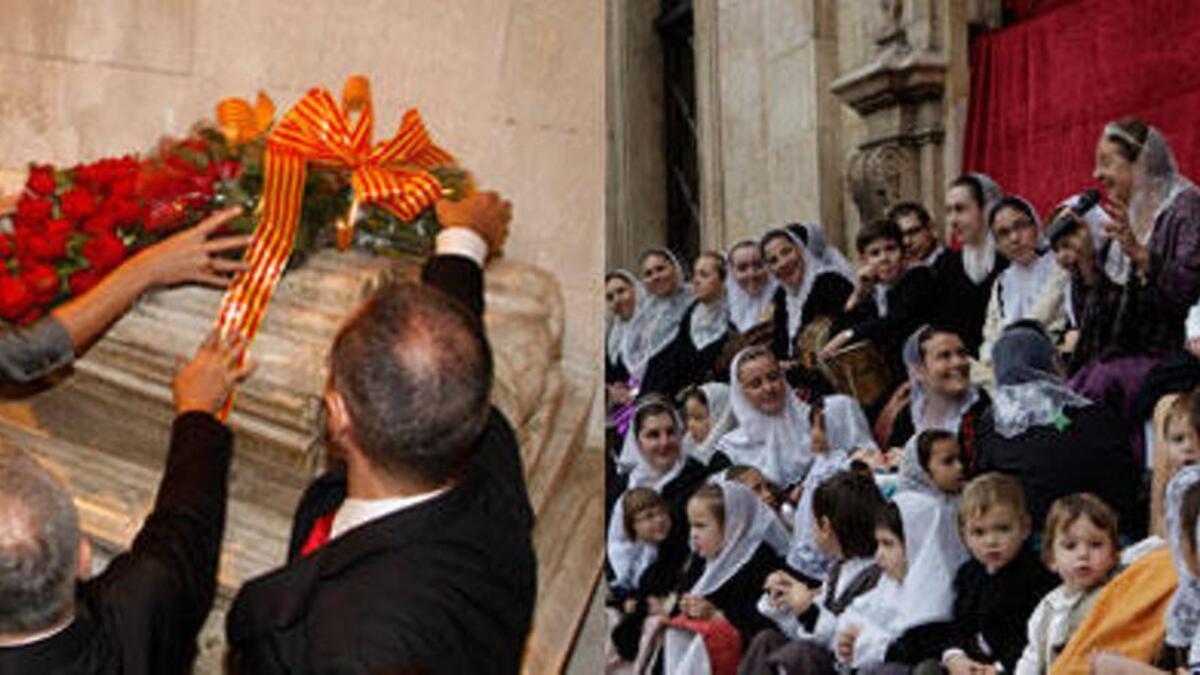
[
  {"xmin": 1164, "ymin": 464, "xmax": 1200, "ymax": 663},
  {"xmin": 989, "ymin": 322, "xmax": 1090, "ymax": 439},
  {"xmin": 1097, "ymin": 120, "xmax": 1199, "ymax": 286},
  {"xmin": 616, "ymin": 396, "xmax": 690, "ymax": 480},
  {"xmin": 902, "ymin": 325, "xmax": 980, "ymax": 440},
  {"xmin": 606, "ymin": 269, "xmax": 644, "ymax": 374},
  {"xmin": 680, "ymin": 382, "xmax": 734, "ymax": 465},
  {"xmin": 688, "ymin": 252, "xmax": 731, "ymax": 359},
  {"xmin": 623, "ymin": 249, "xmax": 694, "ymax": 380},
  {"xmin": 759, "ymin": 227, "xmax": 833, "ymax": 346},
  {"xmin": 726, "ymin": 239, "xmax": 778, "ymax": 333}
]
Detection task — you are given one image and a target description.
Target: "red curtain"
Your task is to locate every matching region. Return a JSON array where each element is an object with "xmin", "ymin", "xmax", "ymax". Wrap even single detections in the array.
[{"xmin": 963, "ymin": 0, "xmax": 1200, "ymax": 217}]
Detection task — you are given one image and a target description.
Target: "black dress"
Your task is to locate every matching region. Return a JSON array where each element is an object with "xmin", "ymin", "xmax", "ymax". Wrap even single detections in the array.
[
  {"xmin": 932, "ymin": 249, "xmax": 1008, "ymax": 357},
  {"xmin": 887, "ymin": 389, "xmax": 992, "ymax": 450},
  {"xmin": 639, "ymin": 300, "xmax": 733, "ymax": 398},
  {"xmin": 843, "ymin": 265, "xmax": 938, "ymax": 391},
  {"xmin": 941, "ymin": 546, "xmax": 1058, "ymax": 672},
  {"xmin": 970, "ymin": 401, "xmax": 1143, "ymax": 541}
]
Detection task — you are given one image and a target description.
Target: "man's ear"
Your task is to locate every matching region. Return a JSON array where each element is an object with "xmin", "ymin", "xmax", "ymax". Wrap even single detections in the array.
[
  {"xmin": 324, "ymin": 389, "xmax": 353, "ymax": 445},
  {"xmin": 76, "ymin": 537, "xmax": 92, "ymax": 580}
]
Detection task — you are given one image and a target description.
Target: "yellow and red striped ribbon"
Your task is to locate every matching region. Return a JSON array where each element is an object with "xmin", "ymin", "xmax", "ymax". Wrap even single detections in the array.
[{"xmin": 213, "ymin": 76, "xmax": 453, "ymax": 419}]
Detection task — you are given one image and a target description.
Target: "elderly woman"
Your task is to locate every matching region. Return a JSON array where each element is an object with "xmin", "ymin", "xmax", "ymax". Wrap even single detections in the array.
[
  {"xmin": 1065, "ymin": 119, "xmax": 1200, "ymax": 431},
  {"xmin": 969, "ymin": 322, "xmax": 1142, "ymax": 541},
  {"xmin": 974, "ymin": 195, "xmax": 1070, "ymax": 386},
  {"xmin": 938, "ymin": 173, "xmax": 1010, "ymax": 356}
]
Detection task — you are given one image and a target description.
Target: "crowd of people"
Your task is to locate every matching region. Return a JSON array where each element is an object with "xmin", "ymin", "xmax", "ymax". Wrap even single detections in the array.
[
  {"xmin": 0, "ymin": 193, "xmax": 536, "ymax": 673},
  {"xmin": 604, "ymin": 117, "xmax": 1200, "ymax": 674}
]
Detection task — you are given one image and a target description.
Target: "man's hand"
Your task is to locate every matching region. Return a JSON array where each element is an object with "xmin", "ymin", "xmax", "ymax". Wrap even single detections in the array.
[
  {"xmin": 128, "ymin": 207, "xmax": 251, "ymax": 288},
  {"xmin": 436, "ymin": 191, "xmax": 512, "ymax": 257},
  {"xmin": 173, "ymin": 331, "xmax": 256, "ymax": 414}
]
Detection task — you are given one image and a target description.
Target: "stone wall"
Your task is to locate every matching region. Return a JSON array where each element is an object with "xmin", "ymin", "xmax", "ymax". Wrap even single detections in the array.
[{"xmin": 0, "ymin": 0, "xmax": 604, "ymax": 395}]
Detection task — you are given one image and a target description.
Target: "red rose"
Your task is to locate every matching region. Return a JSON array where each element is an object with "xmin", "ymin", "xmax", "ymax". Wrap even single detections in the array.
[
  {"xmin": 110, "ymin": 177, "xmax": 138, "ymax": 198},
  {"xmin": 14, "ymin": 195, "xmax": 53, "ymax": 230},
  {"xmin": 17, "ymin": 307, "xmax": 43, "ymax": 326},
  {"xmin": 144, "ymin": 200, "xmax": 185, "ymax": 233},
  {"xmin": 21, "ymin": 263, "xmax": 60, "ymax": 304},
  {"xmin": 82, "ymin": 213, "xmax": 116, "ymax": 236},
  {"xmin": 44, "ymin": 218, "xmax": 73, "ymax": 238},
  {"xmin": 26, "ymin": 165, "xmax": 56, "ymax": 196},
  {"xmin": 0, "ymin": 234, "xmax": 16, "ymax": 257},
  {"xmin": 59, "ymin": 188, "xmax": 97, "ymax": 220},
  {"xmin": 21, "ymin": 232, "xmax": 69, "ymax": 263},
  {"xmin": 214, "ymin": 160, "xmax": 243, "ymax": 182},
  {"xmin": 0, "ymin": 275, "xmax": 33, "ymax": 322},
  {"xmin": 67, "ymin": 269, "xmax": 102, "ymax": 296},
  {"xmin": 82, "ymin": 233, "xmax": 125, "ymax": 273}
]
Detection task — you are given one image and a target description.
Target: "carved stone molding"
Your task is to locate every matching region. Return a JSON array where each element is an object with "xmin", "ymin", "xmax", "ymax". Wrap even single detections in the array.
[{"xmin": 847, "ymin": 142, "xmax": 916, "ymax": 224}]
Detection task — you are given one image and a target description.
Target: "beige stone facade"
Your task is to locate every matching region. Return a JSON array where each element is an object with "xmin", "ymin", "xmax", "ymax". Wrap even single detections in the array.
[{"xmin": 607, "ymin": 0, "xmax": 1002, "ymax": 268}]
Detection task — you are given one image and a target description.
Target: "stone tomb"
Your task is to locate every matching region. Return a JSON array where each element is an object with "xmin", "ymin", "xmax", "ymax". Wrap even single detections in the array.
[{"xmin": 0, "ymin": 247, "xmax": 599, "ymax": 672}]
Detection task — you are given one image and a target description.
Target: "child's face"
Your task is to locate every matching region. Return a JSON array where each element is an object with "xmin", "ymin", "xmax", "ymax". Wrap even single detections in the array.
[
  {"xmin": 1049, "ymin": 514, "xmax": 1117, "ymax": 593},
  {"xmin": 687, "ymin": 498, "xmax": 725, "ymax": 559},
  {"xmin": 735, "ymin": 468, "xmax": 778, "ymax": 510},
  {"xmin": 963, "ymin": 504, "xmax": 1030, "ymax": 573},
  {"xmin": 926, "ymin": 439, "xmax": 965, "ymax": 494},
  {"xmin": 684, "ymin": 397, "xmax": 712, "ymax": 444},
  {"xmin": 812, "ymin": 513, "xmax": 842, "ymax": 558},
  {"xmin": 874, "ymin": 526, "xmax": 907, "ymax": 581},
  {"xmin": 632, "ymin": 505, "xmax": 672, "ymax": 544},
  {"xmin": 1165, "ymin": 413, "xmax": 1200, "ymax": 471}
]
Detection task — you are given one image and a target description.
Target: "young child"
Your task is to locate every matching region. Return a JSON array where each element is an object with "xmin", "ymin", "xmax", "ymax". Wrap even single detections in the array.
[
  {"xmin": 942, "ymin": 473, "xmax": 1058, "ymax": 675},
  {"xmin": 1152, "ymin": 390, "xmax": 1200, "ymax": 537},
  {"xmin": 1015, "ymin": 494, "xmax": 1121, "ymax": 674},
  {"xmin": 726, "ymin": 465, "xmax": 781, "ymax": 513},
  {"xmin": 673, "ymin": 480, "xmax": 791, "ymax": 647},
  {"xmin": 833, "ymin": 501, "xmax": 907, "ymax": 670},
  {"xmin": 680, "ymin": 382, "xmax": 732, "ymax": 465},
  {"xmin": 786, "ymin": 399, "xmax": 854, "ymax": 583},
  {"xmin": 740, "ymin": 470, "xmax": 886, "ymax": 674},
  {"xmin": 605, "ymin": 488, "xmax": 676, "ymax": 663}
]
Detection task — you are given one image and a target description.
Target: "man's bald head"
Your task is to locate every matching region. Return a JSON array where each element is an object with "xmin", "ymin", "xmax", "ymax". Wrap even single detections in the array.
[
  {"xmin": 329, "ymin": 279, "xmax": 493, "ymax": 488},
  {"xmin": 0, "ymin": 447, "xmax": 80, "ymax": 634}
]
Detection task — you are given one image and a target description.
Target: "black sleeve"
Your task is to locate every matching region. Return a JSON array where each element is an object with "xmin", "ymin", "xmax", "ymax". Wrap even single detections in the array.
[
  {"xmin": 805, "ymin": 274, "xmax": 854, "ymax": 326},
  {"xmin": 422, "ymin": 253, "xmax": 484, "ymax": 318},
  {"xmin": 93, "ymin": 412, "xmax": 232, "ymax": 667},
  {"xmin": 770, "ymin": 288, "xmax": 791, "ymax": 360},
  {"xmin": 848, "ymin": 267, "xmax": 936, "ymax": 352}
]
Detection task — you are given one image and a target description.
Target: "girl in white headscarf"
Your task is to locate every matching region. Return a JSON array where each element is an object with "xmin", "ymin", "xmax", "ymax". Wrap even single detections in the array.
[
  {"xmin": 662, "ymin": 479, "xmax": 791, "ymax": 673},
  {"xmin": 974, "ymin": 195, "xmax": 1069, "ymax": 386},
  {"xmin": 726, "ymin": 239, "xmax": 778, "ymax": 333},
  {"xmin": 605, "ymin": 269, "xmax": 644, "ymax": 434},
  {"xmin": 680, "ymin": 382, "xmax": 734, "ymax": 465},
  {"xmin": 942, "ymin": 173, "xmax": 1009, "ymax": 356},
  {"xmin": 623, "ymin": 249, "xmax": 694, "ymax": 392},
  {"xmin": 712, "ymin": 346, "xmax": 875, "ymax": 489},
  {"xmin": 759, "ymin": 228, "xmax": 856, "ymax": 374},
  {"xmin": 882, "ymin": 325, "xmax": 984, "ymax": 449}
]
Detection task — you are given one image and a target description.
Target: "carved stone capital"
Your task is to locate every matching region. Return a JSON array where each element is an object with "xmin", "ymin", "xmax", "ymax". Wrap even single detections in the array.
[{"xmin": 847, "ymin": 143, "xmax": 917, "ymax": 225}]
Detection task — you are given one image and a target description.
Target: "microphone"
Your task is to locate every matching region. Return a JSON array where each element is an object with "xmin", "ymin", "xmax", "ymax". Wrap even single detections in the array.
[
  {"xmin": 1047, "ymin": 189, "xmax": 1100, "ymax": 247},
  {"xmin": 1071, "ymin": 188, "xmax": 1101, "ymax": 217}
]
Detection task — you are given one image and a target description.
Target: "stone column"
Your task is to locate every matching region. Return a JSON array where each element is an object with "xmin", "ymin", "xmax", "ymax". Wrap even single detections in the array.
[{"xmin": 832, "ymin": 0, "xmax": 950, "ymax": 227}]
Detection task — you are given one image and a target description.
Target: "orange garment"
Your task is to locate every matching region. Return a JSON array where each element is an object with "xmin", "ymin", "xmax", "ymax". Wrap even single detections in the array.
[{"xmin": 1051, "ymin": 546, "xmax": 1178, "ymax": 675}]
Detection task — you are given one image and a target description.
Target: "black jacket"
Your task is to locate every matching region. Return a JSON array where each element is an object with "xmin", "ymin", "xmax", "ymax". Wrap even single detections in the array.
[
  {"xmin": 0, "ymin": 413, "xmax": 232, "ymax": 675},
  {"xmin": 225, "ymin": 254, "xmax": 538, "ymax": 674}
]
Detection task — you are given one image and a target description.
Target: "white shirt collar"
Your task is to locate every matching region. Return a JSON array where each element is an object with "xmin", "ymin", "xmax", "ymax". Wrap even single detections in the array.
[{"xmin": 330, "ymin": 487, "xmax": 450, "ymax": 541}]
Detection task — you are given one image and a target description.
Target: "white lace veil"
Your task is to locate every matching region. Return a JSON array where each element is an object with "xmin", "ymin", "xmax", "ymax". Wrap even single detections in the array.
[
  {"xmin": 715, "ymin": 348, "xmax": 815, "ymax": 487},
  {"xmin": 990, "ymin": 324, "xmax": 1090, "ymax": 438},
  {"xmin": 959, "ymin": 172, "xmax": 1004, "ymax": 284},
  {"xmin": 798, "ymin": 222, "xmax": 856, "ymax": 283},
  {"xmin": 725, "ymin": 239, "xmax": 779, "ymax": 332},
  {"xmin": 623, "ymin": 249, "xmax": 694, "ymax": 379},
  {"xmin": 759, "ymin": 227, "xmax": 831, "ymax": 342},
  {"xmin": 689, "ymin": 478, "xmax": 791, "ymax": 597},
  {"xmin": 689, "ymin": 257, "xmax": 731, "ymax": 351},
  {"xmin": 1102, "ymin": 123, "xmax": 1199, "ymax": 285},
  {"xmin": 902, "ymin": 325, "xmax": 980, "ymax": 440},
  {"xmin": 606, "ymin": 269, "xmax": 645, "ymax": 366},
  {"xmin": 681, "ymin": 382, "xmax": 735, "ymax": 465},
  {"xmin": 1165, "ymin": 465, "xmax": 1200, "ymax": 649},
  {"xmin": 893, "ymin": 490, "xmax": 969, "ymax": 629},
  {"xmin": 786, "ymin": 448, "xmax": 849, "ymax": 580}
]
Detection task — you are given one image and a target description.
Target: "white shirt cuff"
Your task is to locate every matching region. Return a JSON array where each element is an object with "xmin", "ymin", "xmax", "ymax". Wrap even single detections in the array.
[{"xmin": 436, "ymin": 228, "xmax": 487, "ymax": 267}]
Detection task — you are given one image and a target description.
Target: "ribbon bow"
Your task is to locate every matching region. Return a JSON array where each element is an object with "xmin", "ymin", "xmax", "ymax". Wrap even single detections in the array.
[
  {"xmin": 214, "ymin": 75, "xmax": 453, "ymax": 419},
  {"xmin": 215, "ymin": 91, "xmax": 275, "ymax": 145}
]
